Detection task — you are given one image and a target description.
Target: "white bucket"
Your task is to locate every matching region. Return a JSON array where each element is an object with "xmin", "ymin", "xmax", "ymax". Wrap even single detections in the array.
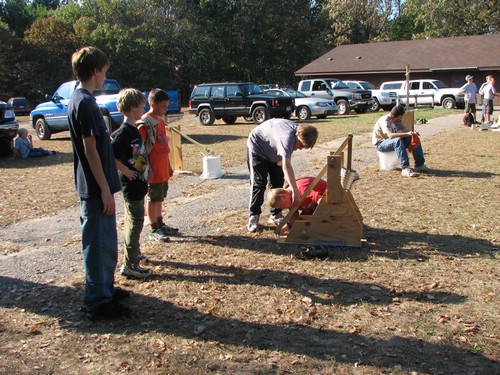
[
  {"xmin": 377, "ymin": 150, "xmax": 400, "ymax": 170},
  {"xmin": 201, "ymin": 155, "xmax": 223, "ymax": 179}
]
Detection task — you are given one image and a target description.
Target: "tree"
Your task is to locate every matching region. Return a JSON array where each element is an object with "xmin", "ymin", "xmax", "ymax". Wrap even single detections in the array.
[
  {"xmin": 0, "ymin": 0, "xmax": 33, "ymax": 37},
  {"xmin": 403, "ymin": 0, "xmax": 500, "ymax": 38}
]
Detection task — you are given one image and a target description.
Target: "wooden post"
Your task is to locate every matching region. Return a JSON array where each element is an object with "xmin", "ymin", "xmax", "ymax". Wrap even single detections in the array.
[
  {"xmin": 405, "ymin": 64, "xmax": 410, "ymax": 111},
  {"xmin": 167, "ymin": 124, "xmax": 183, "ymax": 171}
]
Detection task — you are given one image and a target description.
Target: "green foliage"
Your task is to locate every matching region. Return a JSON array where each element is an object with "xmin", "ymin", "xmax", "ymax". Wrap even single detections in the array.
[
  {"xmin": 403, "ymin": 0, "xmax": 499, "ymax": 38},
  {"xmin": 0, "ymin": 0, "xmax": 497, "ymax": 104}
]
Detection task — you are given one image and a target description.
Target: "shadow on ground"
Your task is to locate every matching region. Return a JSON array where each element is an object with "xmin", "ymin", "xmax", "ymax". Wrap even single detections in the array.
[
  {"xmin": 193, "ymin": 225, "xmax": 498, "ymax": 261},
  {"xmin": 0, "ymin": 276, "xmax": 497, "ymax": 374}
]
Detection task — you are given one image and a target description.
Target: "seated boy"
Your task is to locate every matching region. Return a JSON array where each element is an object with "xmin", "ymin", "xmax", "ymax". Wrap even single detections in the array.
[
  {"xmin": 15, "ymin": 128, "xmax": 55, "ymax": 158},
  {"xmin": 268, "ymin": 177, "xmax": 327, "ymax": 234}
]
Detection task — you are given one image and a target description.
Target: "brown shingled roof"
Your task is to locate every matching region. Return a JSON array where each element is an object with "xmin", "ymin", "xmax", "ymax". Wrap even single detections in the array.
[{"xmin": 295, "ymin": 34, "xmax": 500, "ymax": 76}]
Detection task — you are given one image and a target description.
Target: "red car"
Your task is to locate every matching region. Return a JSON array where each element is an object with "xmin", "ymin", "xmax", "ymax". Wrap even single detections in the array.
[{"xmin": 7, "ymin": 97, "xmax": 32, "ymax": 116}]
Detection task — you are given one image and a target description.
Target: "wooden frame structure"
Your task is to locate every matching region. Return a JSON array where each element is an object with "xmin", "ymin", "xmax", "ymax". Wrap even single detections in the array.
[{"xmin": 276, "ymin": 134, "xmax": 363, "ymax": 247}]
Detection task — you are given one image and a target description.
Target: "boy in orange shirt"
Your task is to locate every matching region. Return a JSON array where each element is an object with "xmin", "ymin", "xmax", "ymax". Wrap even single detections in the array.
[{"xmin": 139, "ymin": 89, "xmax": 178, "ymax": 242}]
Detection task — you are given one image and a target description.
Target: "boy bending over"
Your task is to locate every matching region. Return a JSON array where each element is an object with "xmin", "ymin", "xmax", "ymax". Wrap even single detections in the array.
[{"xmin": 268, "ymin": 177, "xmax": 327, "ymax": 234}]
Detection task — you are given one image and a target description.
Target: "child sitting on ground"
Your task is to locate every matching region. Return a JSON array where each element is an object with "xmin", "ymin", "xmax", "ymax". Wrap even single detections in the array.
[
  {"xmin": 268, "ymin": 177, "xmax": 327, "ymax": 234},
  {"xmin": 15, "ymin": 128, "xmax": 55, "ymax": 158}
]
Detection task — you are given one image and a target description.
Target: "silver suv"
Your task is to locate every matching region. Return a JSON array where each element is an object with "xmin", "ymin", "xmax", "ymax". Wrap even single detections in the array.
[{"xmin": 297, "ymin": 78, "xmax": 372, "ymax": 115}]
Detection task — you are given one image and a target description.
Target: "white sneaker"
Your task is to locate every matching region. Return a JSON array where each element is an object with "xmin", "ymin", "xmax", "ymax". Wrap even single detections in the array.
[
  {"xmin": 268, "ymin": 212, "xmax": 283, "ymax": 225},
  {"xmin": 120, "ymin": 264, "xmax": 152, "ymax": 279},
  {"xmin": 247, "ymin": 214, "xmax": 260, "ymax": 232},
  {"xmin": 414, "ymin": 164, "xmax": 431, "ymax": 173},
  {"xmin": 402, "ymin": 168, "xmax": 419, "ymax": 177}
]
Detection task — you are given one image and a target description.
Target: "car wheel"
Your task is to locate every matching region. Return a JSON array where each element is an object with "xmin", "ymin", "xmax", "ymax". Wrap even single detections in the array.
[
  {"xmin": 199, "ymin": 108, "xmax": 215, "ymax": 126},
  {"xmin": 370, "ymin": 99, "xmax": 381, "ymax": 112},
  {"xmin": 222, "ymin": 116, "xmax": 237, "ymax": 125},
  {"xmin": 243, "ymin": 116, "xmax": 253, "ymax": 122},
  {"xmin": 252, "ymin": 106, "xmax": 269, "ymax": 125},
  {"xmin": 297, "ymin": 105, "xmax": 311, "ymax": 120},
  {"xmin": 442, "ymin": 97, "xmax": 456, "ymax": 109},
  {"xmin": 35, "ymin": 118, "xmax": 51, "ymax": 140},
  {"xmin": 336, "ymin": 99, "xmax": 350, "ymax": 115}
]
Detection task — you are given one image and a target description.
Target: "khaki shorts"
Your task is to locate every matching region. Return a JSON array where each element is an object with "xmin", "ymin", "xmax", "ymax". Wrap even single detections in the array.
[{"xmin": 147, "ymin": 181, "xmax": 169, "ymax": 202}]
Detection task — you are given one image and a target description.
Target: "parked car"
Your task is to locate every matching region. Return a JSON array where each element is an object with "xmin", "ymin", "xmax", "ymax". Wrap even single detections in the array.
[
  {"xmin": 264, "ymin": 87, "xmax": 337, "ymax": 120},
  {"xmin": 8, "ymin": 97, "xmax": 32, "ymax": 115},
  {"xmin": 297, "ymin": 78, "xmax": 372, "ymax": 115},
  {"xmin": 379, "ymin": 79, "xmax": 465, "ymax": 109},
  {"xmin": 344, "ymin": 80, "xmax": 396, "ymax": 112},
  {"xmin": 0, "ymin": 100, "xmax": 19, "ymax": 156},
  {"xmin": 188, "ymin": 82, "xmax": 294, "ymax": 125},
  {"xmin": 30, "ymin": 80, "xmax": 182, "ymax": 140}
]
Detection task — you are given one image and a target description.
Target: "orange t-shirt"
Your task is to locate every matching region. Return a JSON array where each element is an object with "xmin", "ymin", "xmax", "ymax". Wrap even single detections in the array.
[{"xmin": 139, "ymin": 113, "xmax": 171, "ymax": 183}]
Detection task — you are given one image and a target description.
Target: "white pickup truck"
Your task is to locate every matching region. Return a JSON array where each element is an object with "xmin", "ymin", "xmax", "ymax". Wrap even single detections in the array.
[
  {"xmin": 344, "ymin": 80, "xmax": 397, "ymax": 111},
  {"xmin": 379, "ymin": 79, "xmax": 465, "ymax": 109}
]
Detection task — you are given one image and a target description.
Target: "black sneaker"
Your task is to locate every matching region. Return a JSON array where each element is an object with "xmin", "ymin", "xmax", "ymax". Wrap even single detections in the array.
[
  {"xmin": 295, "ymin": 246, "xmax": 329, "ymax": 260},
  {"xmin": 85, "ymin": 300, "xmax": 131, "ymax": 321},
  {"xmin": 113, "ymin": 287, "xmax": 131, "ymax": 300},
  {"xmin": 159, "ymin": 223, "xmax": 179, "ymax": 235}
]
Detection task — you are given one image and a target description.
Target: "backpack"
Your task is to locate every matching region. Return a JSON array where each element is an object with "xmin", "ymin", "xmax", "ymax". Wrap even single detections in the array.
[{"xmin": 463, "ymin": 112, "xmax": 475, "ymax": 127}]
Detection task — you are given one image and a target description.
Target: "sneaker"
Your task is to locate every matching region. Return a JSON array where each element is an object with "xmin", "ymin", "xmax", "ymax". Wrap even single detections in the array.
[
  {"xmin": 159, "ymin": 223, "xmax": 179, "ymax": 235},
  {"xmin": 268, "ymin": 212, "xmax": 283, "ymax": 226},
  {"xmin": 113, "ymin": 287, "xmax": 131, "ymax": 300},
  {"xmin": 401, "ymin": 168, "xmax": 419, "ymax": 177},
  {"xmin": 120, "ymin": 264, "xmax": 152, "ymax": 279},
  {"xmin": 85, "ymin": 300, "xmax": 131, "ymax": 321},
  {"xmin": 414, "ymin": 164, "xmax": 431, "ymax": 173},
  {"xmin": 295, "ymin": 246, "xmax": 329, "ymax": 260},
  {"xmin": 247, "ymin": 214, "xmax": 260, "ymax": 232},
  {"xmin": 149, "ymin": 228, "xmax": 170, "ymax": 242}
]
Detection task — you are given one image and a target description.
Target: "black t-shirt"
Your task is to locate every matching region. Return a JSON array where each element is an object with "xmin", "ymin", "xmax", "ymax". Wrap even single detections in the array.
[
  {"xmin": 111, "ymin": 122, "xmax": 149, "ymax": 201},
  {"xmin": 67, "ymin": 88, "xmax": 121, "ymax": 199}
]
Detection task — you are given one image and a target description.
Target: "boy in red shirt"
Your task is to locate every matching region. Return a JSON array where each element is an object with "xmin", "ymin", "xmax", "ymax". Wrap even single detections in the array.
[
  {"xmin": 139, "ymin": 89, "xmax": 178, "ymax": 241},
  {"xmin": 268, "ymin": 177, "xmax": 327, "ymax": 234}
]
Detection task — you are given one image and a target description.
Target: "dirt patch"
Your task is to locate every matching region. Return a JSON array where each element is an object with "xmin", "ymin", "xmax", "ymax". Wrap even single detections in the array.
[{"xmin": 0, "ymin": 114, "xmax": 499, "ymax": 374}]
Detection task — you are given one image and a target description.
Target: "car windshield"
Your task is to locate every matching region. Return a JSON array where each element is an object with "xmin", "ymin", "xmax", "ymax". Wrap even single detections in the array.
[
  {"xmin": 239, "ymin": 83, "xmax": 264, "ymax": 95},
  {"xmin": 359, "ymin": 82, "xmax": 376, "ymax": 90},
  {"xmin": 282, "ymin": 88, "xmax": 306, "ymax": 98},
  {"xmin": 13, "ymin": 98, "xmax": 29, "ymax": 105},
  {"xmin": 432, "ymin": 80, "xmax": 449, "ymax": 89},
  {"xmin": 325, "ymin": 79, "xmax": 349, "ymax": 89}
]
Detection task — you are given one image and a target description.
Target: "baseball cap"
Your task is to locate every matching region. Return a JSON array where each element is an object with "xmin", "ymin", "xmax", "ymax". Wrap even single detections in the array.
[{"xmin": 465, "ymin": 75, "xmax": 473, "ymax": 80}]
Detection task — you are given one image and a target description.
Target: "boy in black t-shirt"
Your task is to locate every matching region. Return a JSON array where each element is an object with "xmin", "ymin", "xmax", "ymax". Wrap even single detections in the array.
[
  {"xmin": 67, "ymin": 46, "xmax": 129, "ymax": 321},
  {"xmin": 111, "ymin": 88, "xmax": 152, "ymax": 279}
]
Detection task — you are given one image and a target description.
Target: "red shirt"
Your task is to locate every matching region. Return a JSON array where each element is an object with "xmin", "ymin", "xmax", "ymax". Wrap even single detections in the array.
[
  {"xmin": 139, "ymin": 113, "xmax": 170, "ymax": 183},
  {"xmin": 296, "ymin": 177, "xmax": 326, "ymax": 212}
]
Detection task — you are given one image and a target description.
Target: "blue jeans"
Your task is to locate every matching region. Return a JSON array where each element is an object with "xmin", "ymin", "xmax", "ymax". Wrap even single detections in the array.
[
  {"xmin": 28, "ymin": 147, "xmax": 51, "ymax": 157},
  {"xmin": 80, "ymin": 198, "xmax": 118, "ymax": 312},
  {"xmin": 376, "ymin": 136, "xmax": 425, "ymax": 169}
]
